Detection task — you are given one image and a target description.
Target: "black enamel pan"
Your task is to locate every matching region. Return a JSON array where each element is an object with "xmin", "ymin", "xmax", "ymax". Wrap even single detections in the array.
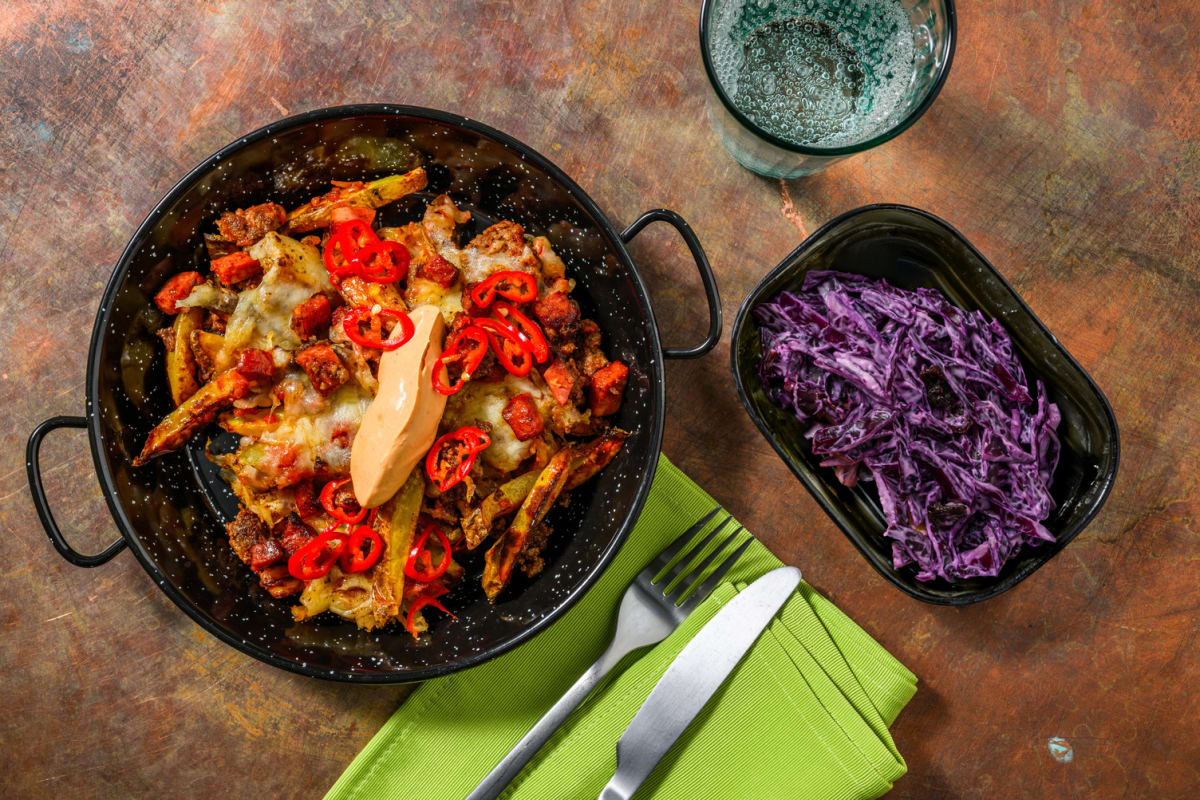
[{"xmin": 26, "ymin": 104, "xmax": 720, "ymax": 683}]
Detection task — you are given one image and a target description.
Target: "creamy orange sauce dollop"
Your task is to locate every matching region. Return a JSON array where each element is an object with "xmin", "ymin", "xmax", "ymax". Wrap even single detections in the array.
[{"xmin": 350, "ymin": 305, "xmax": 447, "ymax": 508}]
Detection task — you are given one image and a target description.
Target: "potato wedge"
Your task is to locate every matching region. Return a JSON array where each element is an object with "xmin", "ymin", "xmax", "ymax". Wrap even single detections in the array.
[
  {"xmin": 483, "ymin": 447, "xmax": 572, "ymax": 600},
  {"xmin": 166, "ymin": 309, "xmax": 203, "ymax": 406},
  {"xmin": 134, "ymin": 369, "xmax": 251, "ymax": 466},
  {"xmin": 283, "ymin": 169, "xmax": 428, "ymax": 234},
  {"xmin": 565, "ymin": 429, "xmax": 628, "ymax": 490},
  {"xmin": 360, "ymin": 470, "xmax": 423, "ymax": 630},
  {"xmin": 462, "ymin": 469, "xmax": 539, "ymax": 549},
  {"xmin": 190, "ymin": 330, "xmax": 232, "ymax": 381}
]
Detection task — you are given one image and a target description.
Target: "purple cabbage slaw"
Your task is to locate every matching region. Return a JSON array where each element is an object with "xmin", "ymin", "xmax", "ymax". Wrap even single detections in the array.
[{"xmin": 755, "ymin": 271, "xmax": 1062, "ymax": 582}]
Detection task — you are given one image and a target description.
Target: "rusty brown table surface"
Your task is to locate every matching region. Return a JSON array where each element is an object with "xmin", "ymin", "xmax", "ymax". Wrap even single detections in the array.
[{"xmin": 2, "ymin": 1, "xmax": 1197, "ymax": 798}]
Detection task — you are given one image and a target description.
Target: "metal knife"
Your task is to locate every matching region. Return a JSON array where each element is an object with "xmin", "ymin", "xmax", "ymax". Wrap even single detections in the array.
[{"xmin": 596, "ymin": 566, "xmax": 802, "ymax": 800}]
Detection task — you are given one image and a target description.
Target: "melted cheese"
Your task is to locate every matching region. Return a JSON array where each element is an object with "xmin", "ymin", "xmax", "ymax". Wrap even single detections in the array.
[
  {"xmin": 443, "ymin": 374, "xmax": 545, "ymax": 472},
  {"xmin": 406, "ymin": 277, "xmax": 464, "ymax": 324},
  {"xmin": 379, "ymin": 224, "xmax": 464, "ymax": 326},
  {"xmin": 224, "ymin": 232, "xmax": 333, "ymax": 355},
  {"xmin": 461, "ymin": 222, "xmax": 540, "ymax": 285},
  {"xmin": 233, "ymin": 377, "xmax": 372, "ymax": 485}
]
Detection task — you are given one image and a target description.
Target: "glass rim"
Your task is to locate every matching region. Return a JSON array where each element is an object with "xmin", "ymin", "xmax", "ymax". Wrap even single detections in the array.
[{"xmin": 698, "ymin": 0, "xmax": 957, "ymax": 157}]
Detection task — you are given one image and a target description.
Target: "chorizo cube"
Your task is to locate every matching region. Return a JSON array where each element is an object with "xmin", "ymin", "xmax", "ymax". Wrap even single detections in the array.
[
  {"xmin": 296, "ymin": 344, "xmax": 349, "ymax": 396},
  {"xmin": 533, "ymin": 291, "xmax": 579, "ymax": 337},
  {"xmin": 217, "ymin": 202, "xmax": 287, "ymax": 247},
  {"xmin": 502, "ymin": 393, "xmax": 545, "ymax": 441},
  {"xmin": 290, "ymin": 294, "xmax": 333, "ymax": 341},
  {"xmin": 154, "ymin": 271, "xmax": 204, "ymax": 315},
  {"xmin": 211, "ymin": 252, "xmax": 262, "ymax": 285},
  {"xmin": 588, "ymin": 360, "xmax": 628, "ymax": 417}
]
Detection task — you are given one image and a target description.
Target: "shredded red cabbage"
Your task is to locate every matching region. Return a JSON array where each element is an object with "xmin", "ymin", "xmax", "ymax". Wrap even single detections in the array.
[{"xmin": 755, "ymin": 271, "xmax": 1061, "ymax": 582}]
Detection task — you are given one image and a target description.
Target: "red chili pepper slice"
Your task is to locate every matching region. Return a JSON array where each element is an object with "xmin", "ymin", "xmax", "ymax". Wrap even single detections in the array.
[
  {"xmin": 469, "ymin": 270, "xmax": 538, "ymax": 308},
  {"xmin": 322, "ymin": 219, "xmax": 382, "ymax": 279},
  {"xmin": 404, "ymin": 524, "xmax": 452, "ymax": 583},
  {"xmin": 354, "ymin": 240, "xmax": 410, "ymax": 284},
  {"xmin": 492, "ymin": 301, "xmax": 550, "ymax": 363},
  {"xmin": 342, "ymin": 306, "xmax": 415, "ymax": 351},
  {"xmin": 336, "ymin": 219, "xmax": 379, "ymax": 250},
  {"xmin": 339, "ymin": 525, "xmax": 384, "ymax": 573},
  {"xmin": 432, "ymin": 325, "xmax": 489, "ymax": 395},
  {"xmin": 287, "ymin": 527, "xmax": 347, "ymax": 581},
  {"xmin": 476, "ymin": 317, "xmax": 533, "ymax": 377},
  {"xmin": 323, "ymin": 229, "xmax": 360, "ymax": 278},
  {"xmin": 404, "ymin": 593, "xmax": 457, "ymax": 639},
  {"xmin": 319, "ymin": 477, "xmax": 366, "ymax": 524},
  {"xmin": 491, "ymin": 334, "xmax": 533, "ymax": 377},
  {"xmin": 473, "ymin": 315, "xmax": 518, "ymax": 340},
  {"xmin": 424, "ymin": 426, "xmax": 491, "ymax": 493}
]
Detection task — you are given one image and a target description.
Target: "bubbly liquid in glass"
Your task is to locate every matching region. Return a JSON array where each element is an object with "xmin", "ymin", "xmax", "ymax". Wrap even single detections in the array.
[{"xmin": 711, "ymin": 0, "xmax": 915, "ymax": 148}]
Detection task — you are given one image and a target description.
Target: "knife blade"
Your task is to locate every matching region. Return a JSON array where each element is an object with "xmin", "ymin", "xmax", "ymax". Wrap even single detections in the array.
[{"xmin": 596, "ymin": 566, "xmax": 802, "ymax": 800}]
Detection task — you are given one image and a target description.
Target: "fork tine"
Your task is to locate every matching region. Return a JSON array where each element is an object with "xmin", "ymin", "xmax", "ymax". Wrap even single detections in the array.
[
  {"xmin": 644, "ymin": 506, "xmax": 724, "ymax": 578},
  {"xmin": 658, "ymin": 516, "xmax": 735, "ymax": 589},
  {"xmin": 663, "ymin": 524, "xmax": 743, "ymax": 605},
  {"xmin": 679, "ymin": 530, "xmax": 753, "ymax": 612}
]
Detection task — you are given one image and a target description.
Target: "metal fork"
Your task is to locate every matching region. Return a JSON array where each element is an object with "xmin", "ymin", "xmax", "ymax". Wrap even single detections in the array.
[{"xmin": 466, "ymin": 507, "xmax": 751, "ymax": 800}]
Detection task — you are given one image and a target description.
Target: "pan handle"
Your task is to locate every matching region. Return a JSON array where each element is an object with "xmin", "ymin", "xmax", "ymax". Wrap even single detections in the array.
[
  {"xmin": 27, "ymin": 416, "xmax": 127, "ymax": 567},
  {"xmin": 620, "ymin": 209, "xmax": 721, "ymax": 360}
]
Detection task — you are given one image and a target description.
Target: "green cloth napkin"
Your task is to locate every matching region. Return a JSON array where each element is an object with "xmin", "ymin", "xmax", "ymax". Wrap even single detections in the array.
[{"xmin": 326, "ymin": 456, "xmax": 917, "ymax": 800}]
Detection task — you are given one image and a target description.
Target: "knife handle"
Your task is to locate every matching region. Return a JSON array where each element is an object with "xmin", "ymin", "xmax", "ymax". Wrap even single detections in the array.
[{"xmin": 465, "ymin": 639, "xmax": 632, "ymax": 800}]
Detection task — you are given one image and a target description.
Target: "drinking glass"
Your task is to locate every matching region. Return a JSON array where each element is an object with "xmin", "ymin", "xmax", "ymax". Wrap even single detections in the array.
[{"xmin": 700, "ymin": 0, "xmax": 956, "ymax": 178}]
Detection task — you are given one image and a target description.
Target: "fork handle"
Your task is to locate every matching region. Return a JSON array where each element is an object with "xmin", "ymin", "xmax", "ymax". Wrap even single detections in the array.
[{"xmin": 465, "ymin": 639, "xmax": 633, "ymax": 800}]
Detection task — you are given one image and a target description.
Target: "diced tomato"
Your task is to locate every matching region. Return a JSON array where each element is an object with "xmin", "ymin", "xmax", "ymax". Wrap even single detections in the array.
[
  {"xmin": 543, "ymin": 358, "xmax": 580, "ymax": 406},
  {"xmin": 153, "ymin": 271, "xmax": 204, "ymax": 315},
  {"xmin": 502, "ymin": 393, "xmax": 544, "ymax": 441},
  {"xmin": 296, "ymin": 344, "xmax": 349, "ymax": 396},
  {"xmin": 235, "ymin": 349, "xmax": 277, "ymax": 380},
  {"xmin": 331, "ymin": 205, "xmax": 376, "ymax": 226},
  {"xmin": 290, "ymin": 294, "xmax": 333, "ymax": 340},
  {"xmin": 210, "ymin": 252, "xmax": 262, "ymax": 285},
  {"xmin": 589, "ymin": 360, "xmax": 628, "ymax": 417}
]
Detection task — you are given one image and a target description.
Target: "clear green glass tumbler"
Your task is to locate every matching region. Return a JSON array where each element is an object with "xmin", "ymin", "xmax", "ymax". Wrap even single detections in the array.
[{"xmin": 700, "ymin": 0, "xmax": 956, "ymax": 179}]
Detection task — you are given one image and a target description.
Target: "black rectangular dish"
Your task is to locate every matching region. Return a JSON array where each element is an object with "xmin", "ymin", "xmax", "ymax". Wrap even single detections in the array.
[{"xmin": 731, "ymin": 205, "xmax": 1119, "ymax": 604}]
